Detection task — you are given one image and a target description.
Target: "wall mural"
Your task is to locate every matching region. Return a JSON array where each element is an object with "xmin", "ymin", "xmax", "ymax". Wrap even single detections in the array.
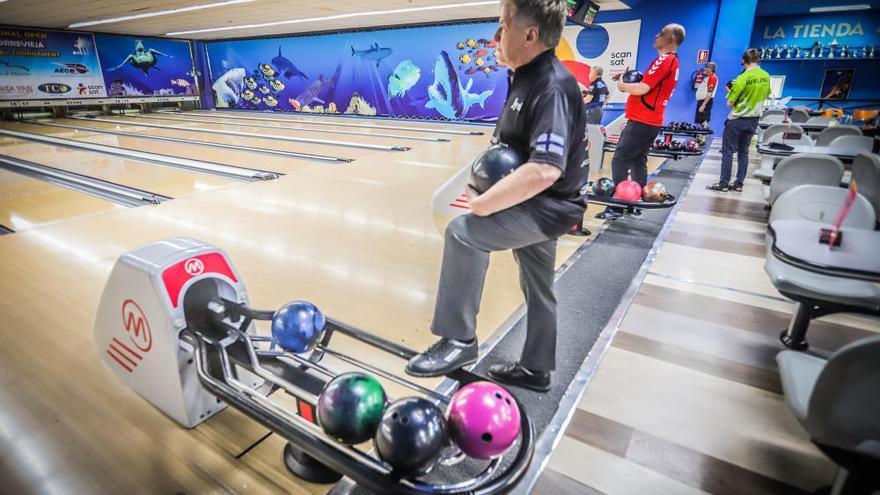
[
  {"xmin": 206, "ymin": 21, "xmax": 508, "ymax": 120},
  {"xmin": 94, "ymin": 34, "xmax": 198, "ymax": 97}
]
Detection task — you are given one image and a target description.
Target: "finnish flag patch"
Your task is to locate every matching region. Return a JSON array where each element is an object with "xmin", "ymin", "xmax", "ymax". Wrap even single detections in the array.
[{"xmin": 535, "ymin": 132, "xmax": 565, "ymax": 156}]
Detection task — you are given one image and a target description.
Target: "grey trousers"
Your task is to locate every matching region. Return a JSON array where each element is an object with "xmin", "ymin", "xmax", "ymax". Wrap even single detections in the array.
[{"xmin": 431, "ymin": 204, "xmax": 560, "ymax": 371}]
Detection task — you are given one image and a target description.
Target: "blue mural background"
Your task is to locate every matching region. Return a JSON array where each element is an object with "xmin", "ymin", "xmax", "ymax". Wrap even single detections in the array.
[
  {"xmin": 205, "ymin": 22, "xmax": 508, "ymax": 120},
  {"xmin": 94, "ymin": 34, "xmax": 198, "ymax": 97}
]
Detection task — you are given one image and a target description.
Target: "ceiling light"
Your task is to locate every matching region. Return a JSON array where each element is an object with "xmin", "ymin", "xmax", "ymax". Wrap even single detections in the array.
[
  {"xmin": 69, "ymin": 0, "xmax": 256, "ymax": 28},
  {"xmin": 166, "ymin": 1, "xmax": 501, "ymax": 36},
  {"xmin": 809, "ymin": 4, "xmax": 871, "ymax": 12}
]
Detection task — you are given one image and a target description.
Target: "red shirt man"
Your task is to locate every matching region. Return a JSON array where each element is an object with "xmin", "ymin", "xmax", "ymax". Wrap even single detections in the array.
[
  {"xmin": 597, "ymin": 23, "xmax": 685, "ymax": 220},
  {"xmin": 626, "ymin": 52, "xmax": 680, "ymax": 126}
]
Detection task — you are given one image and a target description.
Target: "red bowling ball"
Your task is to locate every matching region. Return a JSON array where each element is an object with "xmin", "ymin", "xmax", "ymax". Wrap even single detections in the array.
[{"xmin": 613, "ymin": 180, "xmax": 642, "ymax": 202}]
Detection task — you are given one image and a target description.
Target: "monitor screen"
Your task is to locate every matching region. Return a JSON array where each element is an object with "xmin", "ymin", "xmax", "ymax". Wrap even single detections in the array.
[{"xmin": 567, "ymin": 0, "xmax": 600, "ymax": 28}]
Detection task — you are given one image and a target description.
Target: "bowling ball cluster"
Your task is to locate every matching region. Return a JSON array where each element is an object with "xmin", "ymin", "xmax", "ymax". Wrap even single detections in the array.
[
  {"xmin": 652, "ymin": 139, "xmax": 702, "ymax": 154},
  {"xmin": 316, "ymin": 377, "xmax": 522, "ymax": 477},
  {"xmin": 665, "ymin": 121, "xmax": 701, "ymax": 132},
  {"xmin": 590, "ymin": 177, "xmax": 668, "ymax": 203}
]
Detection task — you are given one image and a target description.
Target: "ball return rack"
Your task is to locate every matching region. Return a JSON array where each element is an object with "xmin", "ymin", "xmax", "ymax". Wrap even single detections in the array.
[{"xmin": 94, "ymin": 238, "xmax": 534, "ymax": 495}]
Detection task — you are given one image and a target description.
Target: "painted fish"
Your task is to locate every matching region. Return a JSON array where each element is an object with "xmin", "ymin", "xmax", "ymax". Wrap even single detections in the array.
[
  {"xmin": 425, "ymin": 51, "xmax": 493, "ymax": 120},
  {"xmin": 482, "ymin": 67, "xmax": 492, "ymax": 74},
  {"xmin": 241, "ymin": 89, "xmax": 255, "ymax": 100},
  {"xmin": 459, "ymin": 54, "xmax": 472, "ymax": 64},
  {"xmin": 351, "ymin": 43, "xmax": 393, "ymax": 67},
  {"xmin": 483, "ymin": 40, "xmax": 497, "ymax": 48},
  {"xmin": 269, "ymin": 78, "xmax": 285, "ymax": 92},
  {"xmin": 474, "ymin": 49, "xmax": 488, "ymax": 58},
  {"xmin": 258, "ymin": 85, "xmax": 270, "ymax": 95},
  {"xmin": 388, "ymin": 60, "xmax": 421, "ymax": 98},
  {"xmin": 466, "ymin": 39, "xmax": 478, "ymax": 48},
  {"xmin": 170, "ymin": 78, "xmax": 191, "ymax": 87},
  {"xmin": 212, "ymin": 67, "xmax": 245, "ymax": 108},
  {"xmin": 251, "ymin": 96, "xmax": 262, "ymax": 105},
  {"xmin": 466, "ymin": 68, "xmax": 478, "ymax": 74},
  {"xmin": 258, "ymin": 63, "xmax": 277, "ymax": 78},
  {"xmin": 478, "ymin": 38, "xmax": 491, "ymax": 45},
  {"xmin": 475, "ymin": 57, "xmax": 485, "ymax": 67},
  {"xmin": 264, "ymin": 95, "xmax": 278, "ymax": 107},
  {"xmin": 456, "ymin": 41, "xmax": 466, "ymax": 50},
  {"xmin": 272, "ymin": 46, "xmax": 308, "ymax": 79},
  {"xmin": 289, "ymin": 64, "xmax": 342, "ymax": 110},
  {"xmin": 243, "ymin": 76, "xmax": 258, "ymax": 89}
]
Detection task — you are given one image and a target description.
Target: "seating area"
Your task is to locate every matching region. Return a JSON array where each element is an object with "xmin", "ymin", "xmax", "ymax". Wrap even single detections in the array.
[{"xmin": 755, "ymin": 107, "xmax": 880, "ymax": 494}]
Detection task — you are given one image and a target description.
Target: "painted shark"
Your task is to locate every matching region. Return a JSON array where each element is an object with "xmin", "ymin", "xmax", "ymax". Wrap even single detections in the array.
[{"xmin": 426, "ymin": 51, "xmax": 493, "ymax": 120}]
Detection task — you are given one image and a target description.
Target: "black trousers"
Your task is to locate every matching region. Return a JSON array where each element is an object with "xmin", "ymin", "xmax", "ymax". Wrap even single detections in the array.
[
  {"xmin": 611, "ymin": 119, "xmax": 661, "ymax": 187},
  {"xmin": 695, "ymin": 98, "xmax": 713, "ymax": 125}
]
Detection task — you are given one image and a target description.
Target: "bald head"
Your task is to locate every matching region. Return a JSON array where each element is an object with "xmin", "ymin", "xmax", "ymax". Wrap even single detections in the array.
[{"xmin": 654, "ymin": 23, "xmax": 685, "ymax": 52}]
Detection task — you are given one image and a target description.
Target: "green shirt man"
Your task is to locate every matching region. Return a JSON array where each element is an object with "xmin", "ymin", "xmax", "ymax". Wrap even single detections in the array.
[{"xmin": 727, "ymin": 65, "xmax": 771, "ymax": 119}]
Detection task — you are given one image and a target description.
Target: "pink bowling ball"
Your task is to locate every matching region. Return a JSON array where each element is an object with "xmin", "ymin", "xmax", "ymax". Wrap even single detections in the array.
[
  {"xmin": 614, "ymin": 180, "xmax": 642, "ymax": 202},
  {"xmin": 446, "ymin": 381, "xmax": 521, "ymax": 459}
]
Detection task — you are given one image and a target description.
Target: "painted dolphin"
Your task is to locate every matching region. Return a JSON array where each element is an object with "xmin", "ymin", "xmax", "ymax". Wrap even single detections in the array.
[
  {"xmin": 212, "ymin": 68, "xmax": 246, "ymax": 108},
  {"xmin": 351, "ymin": 43, "xmax": 393, "ymax": 67},
  {"xmin": 426, "ymin": 51, "xmax": 493, "ymax": 120},
  {"xmin": 271, "ymin": 46, "xmax": 308, "ymax": 80}
]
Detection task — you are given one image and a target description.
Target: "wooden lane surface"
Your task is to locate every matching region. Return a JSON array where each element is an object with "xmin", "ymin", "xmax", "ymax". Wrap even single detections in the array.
[
  {"xmin": 0, "ymin": 134, "xmax": 235, "ymax": 198},
  {"xmin": 0, "ymin": 168, "xmax": 124, "ymax": 231},
  {"xmin": 75, "ymin": 115, "xmax": 469, "ymax": 165},
  {"xmin": 195, "ymin": 110, "xmax": 492, "ymax": 135},
  {"xmin": 0, "ymin": 115, "xmax": 591, "ymax": 493},
  {"xmin": 13, "ymin": 119, "xmax": 334, "ymax": 175},
  {"xmin": 136, "ymin": 113, "xmax": 460, "ymax": 142}
]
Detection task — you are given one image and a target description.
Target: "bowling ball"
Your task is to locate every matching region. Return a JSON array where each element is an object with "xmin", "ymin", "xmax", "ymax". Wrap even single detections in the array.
[
  {"xmin": 614, "ymin": 180, "xmax": 642, "ymax": 202},
  {"xmin": 622, "ymin": 70, "xmax": 643, "ymax": 83},
  {"xmin": 684, "ymin": 140, "xmax": 701, "ymax": 153},
  {"xmin": 642, "ymin": 182, "xmax": 668, "ymax": 202},
  {"xmin": 468, "ymin": 143, "xmax": 527, "ymax": 194},
  {"xmin": 317, "ymin": 372, "xmax": 387, "ymax": 445},
  {"xmin": 374, "ymin": 397, "xmax": 448, "ymax": 477},
  {"xmin": 446, "ymin": 381, "xmax": 521, "ymax": 459},
  {"xmin": 592, "ymin": 177, "xmax": 616, "ymax": 196},
  {"xmin": 271, "ymin": 300, "xmax": 326, "ymax": 353},
  {"xmin": 653, "ymin": 139, "xmax": 667, "ymax": 151}
]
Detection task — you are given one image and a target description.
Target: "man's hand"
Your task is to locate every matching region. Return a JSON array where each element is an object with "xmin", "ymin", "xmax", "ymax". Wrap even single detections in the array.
[
  {"xmin": 611, "ymin": 67, "xmax": 627, "ymax": 82},
  {"xmin": 465, "ymin": 185, "xmax": 485, "ymax": 216},
  {"xmin": 699, "ymin": 103, "xmax": 707, "ymax": 112}
]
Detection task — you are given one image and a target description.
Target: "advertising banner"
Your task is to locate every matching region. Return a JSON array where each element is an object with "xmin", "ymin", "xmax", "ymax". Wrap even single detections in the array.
[
  {"xmin": 0, "ymin": 26, "xmax": 106, "ymax": 100},
  {"xmin": 94, "ymin": 34, "xmax": 198, "ymax": 97},
  {"xmin": 751, "ymin": 11, "xmax": 880, "ymax": 54},
  {"xmin": 556, "ymin": 20, "xmax": 641, "ymax": 104}
]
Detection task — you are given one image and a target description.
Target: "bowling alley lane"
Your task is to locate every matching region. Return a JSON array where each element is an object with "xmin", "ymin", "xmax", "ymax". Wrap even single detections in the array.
[
  {"xmin": 0, "ymin": 168, "xmax": 124, "ymax": 231},
  {"xmin": 8, "ymin": 120, "xmax": 331, "ymax": 175},
  {"xmin": 134, "ymin": 111, "xmax": 468, "ymax": 142},
  {"xmin": 0, "ymin": 136, "xmax": 235, "ymax": 198},
  {"xmin": 109, "ymin": 114, "xmax": 435, "ymax": 151},
  {"xmin": 59, "ymin": 115, "xmax": 414, "ymax": 162}
]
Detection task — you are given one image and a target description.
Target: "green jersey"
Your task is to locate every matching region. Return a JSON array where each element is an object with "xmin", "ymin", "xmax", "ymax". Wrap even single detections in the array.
[{"xmin": 727, "ymin": 66, "xmax": 771, "ymax": 119}]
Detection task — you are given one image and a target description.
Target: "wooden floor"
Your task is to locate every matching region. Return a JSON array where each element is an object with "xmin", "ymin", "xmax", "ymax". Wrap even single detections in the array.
[
  {"xmin": 0, "ymin": 111, "xmax": 661, "ymax": 494},
  {"xmin": 533, "ymin": 139, "xmax": 879, "ymax": 495}
]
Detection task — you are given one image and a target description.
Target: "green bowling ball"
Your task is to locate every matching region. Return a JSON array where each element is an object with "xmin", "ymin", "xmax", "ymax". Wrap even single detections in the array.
[{"xmin": 317, "ymin": 372, "xmax": 387, "ymax": 445}]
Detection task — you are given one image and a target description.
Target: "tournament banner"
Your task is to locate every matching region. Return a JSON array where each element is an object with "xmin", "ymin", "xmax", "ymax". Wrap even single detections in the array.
[
  {"xmin": 206, "ymin": 21, "xmax": 507, "ymax": 120},
  {"xmin": 556, "ymin": 20, "xmax": 641, "ymax": 104},
  {"xmin": 94, "ymin": 34, "xmax": 198, "ymax": 97},
  {"xmin": 0, "ymin": 26, "xmax": 106, "ymax": 100}
]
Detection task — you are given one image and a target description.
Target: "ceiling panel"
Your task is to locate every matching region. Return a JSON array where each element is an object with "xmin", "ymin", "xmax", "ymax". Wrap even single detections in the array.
[{"xmin": 0, "ymin": 0, "xmax": 629, "ymax": 40}]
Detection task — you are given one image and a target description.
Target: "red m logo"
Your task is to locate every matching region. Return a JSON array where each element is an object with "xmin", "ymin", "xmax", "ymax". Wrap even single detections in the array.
[{"xmin": 122, "ymin": 299, "xmax": 153, "ymax": 353}]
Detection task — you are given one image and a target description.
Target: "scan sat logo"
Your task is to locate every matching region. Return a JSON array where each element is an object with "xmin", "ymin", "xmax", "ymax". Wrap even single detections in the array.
[
  {"xmin": 38, "ymin": 82, "xmax": 71, "ymax": 94},
  {"xmin": 105, "ymin": 299, "xmax": 153, "ymax": 373}
]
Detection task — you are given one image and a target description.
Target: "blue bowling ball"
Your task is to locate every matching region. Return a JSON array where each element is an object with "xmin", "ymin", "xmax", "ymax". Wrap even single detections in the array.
[
  {"xmin": 271, "ymin": 301, "xmax": 326, "ymax": 353},
  {"xmin": 622, "ymin": 70, "xmax": 643, "ymax": 83}
]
